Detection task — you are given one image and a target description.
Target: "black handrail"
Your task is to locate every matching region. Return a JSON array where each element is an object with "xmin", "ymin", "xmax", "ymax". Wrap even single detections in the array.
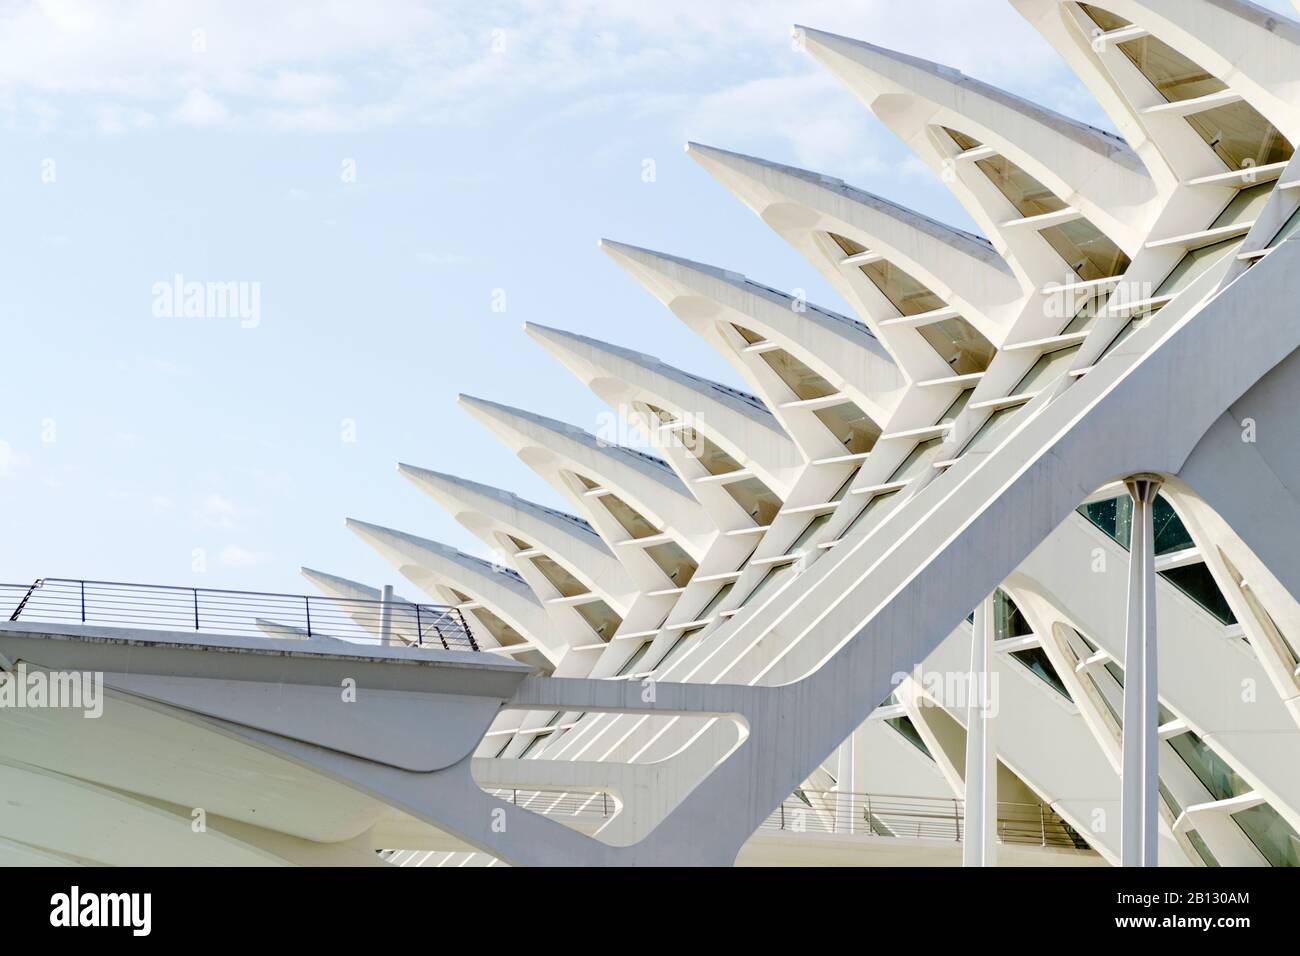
[{"xmin": 0, "ymin": 577, "xmax": 478, "ymax": 651}]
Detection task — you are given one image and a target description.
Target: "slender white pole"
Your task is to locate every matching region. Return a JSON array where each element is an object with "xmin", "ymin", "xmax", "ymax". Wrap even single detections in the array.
[
  {"xmin": 379, "ymin": 583, "xmax": 395, "ymax": 648},
  {"xmin": 835, "ymin": 734, "xmax": 857, "ymax": 835},
  {"xmin": 963, "ymin": 593, "xmax": 997, "ymax": 866},
  {"xmin": 1121, "ymin": 475, "xmax": 1162, "ymax": 866}
]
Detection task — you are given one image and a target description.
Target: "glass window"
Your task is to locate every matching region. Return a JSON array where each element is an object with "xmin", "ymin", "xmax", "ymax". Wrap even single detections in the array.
[
  {"xmin": 1161, "ymin": 562, "xmax": 1236, "ymax": 625},
  {"xmin": 915, "ymin": 317, "xmax": 996, "ymax": 375},
  {"xmin": 745, "ymin": 561, "xmax": 795, "ymax": 605},
  {"xmin": 1208, "ymin": 180, "xmax": 1275, "ymax": 230},
  {"xmin": 696, "ymin": 583, "xmax": 734, "ymax": 620},
  {"xmin": 940, "ymin": 388, "xmax": 975, "ymax": 424},
  {"xmin": 1038, "ymin": 218, "xmax": 1131, "ymax": 281},
  {"xmin": 617, "ymin": 639, "xmax": 654, "ymax": 676},
  {"xmin": 573, "ymin": 599, "xmax": 622, "ymax": 640},
  {"xmin": 889, "ymin": 437, "xmax": 945, "ymax": 482},
  {"xmin": 530, "ymin": 553, "xmax": 588, "ymax": 598},
  {"xmin": 599, "ymin": 492, "xmax": 659, "ymax": 539},
  {"xmin": 829, "ymin": 232, "xmax": 868, "ymax": 257},
  {"xmin": 1010, "ymin": 646, "xmax": 1074, "ymax": 701},
  {"xmin": 1185, "ymin": 101, "xmax": 1293, "ymax": 173},
  {"xmin": 885, "ymin": 716, "xmax": 932, "ymax": 758},
  {"xmin": 963, "ymin": 404, "xmax": 1024, "ymax": 456},
  {"xmin": 656, "ymin": 625, "xmax": 705, "ymax": 671},
  {"xmin": 1115, "ymin": 34, "xmax": 1227, "ymax": 103},
  {"xmin": 759, "ymin": 348, "xmax": 838, "ymax": 401},
  {"xmin": 1155, "ymin": 236, "xmax": 1241, "ymax": 298},
  {"xmin": 1270, "ymin": 203, "xmax": 1300, "ymax": 246},
  {"xmin": 943, "ymin": 127, "xmax": 983, "ymax": 152},
  {"xmin": 470, "ymin": 606, "xmax": 526, "ymax": 647},
  {"xmin": 722, "ymin": 476, "xmax": 782, "ymax": 527},
  {"xmin": 859, "ymin": 259, "xmax": 947, "ymax": 316},
  {"xmin": 1170, "ymin": 729, "xmax": 1300, "ymax": 866},
  {"xmin": 974, "ymin": 154, "xmax": 1067, "ymax": 218},
  {"xmin": 1078, "ymin": 4, "xmax": 1129, "ymax": 33},
  {"xmin": 1014, "ymin": 343, "xmax": 1082, "ymax": 395},
  {"xmin": 1186, "ymin": 829, "xmax": 1221, "ymax": 868},
  {"xmin": 994, "ymin": 589, "xmax": 1034, "ymax": 640},
  {"xmin": 842, "ymin": 488, "xmax": 901, "ymax": 538},
  {"xmin": 813, "ymin": 401, "xmax": 882, "ymax": 455},
  {"xmin": 732, "ymin": 323, "xmax": 765, "ymax": 346},
  {"xmin": 644, "ymin": 540, "xmax": 697, "ymax": 587},
  {"xmin": 676, "ymin": 427, "xmax": 743, "ymax": 476}
]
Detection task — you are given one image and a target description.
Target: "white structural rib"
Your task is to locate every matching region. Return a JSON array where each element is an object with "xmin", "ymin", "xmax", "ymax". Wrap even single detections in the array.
[
  {"xmin": 796, "ymin": 25, "xmax": 1155, "ymax": 253},
  {"xmin": 343, "ymin": 518, "xmax": 576, "ymax": 659},
  {"xmin": 599, "ymin": 238, "xmax": 906, "ymax": 427},
  {"xmin": 524, "ymin": 322, "xmax": 803, "ymax": 497},
  {"xmin": 457, "ymin": 394, "xmax": 716, "ymax": 559},
  {"xmin": 396, "ymin": 465, "xmax": 638, "ymax": 615}
]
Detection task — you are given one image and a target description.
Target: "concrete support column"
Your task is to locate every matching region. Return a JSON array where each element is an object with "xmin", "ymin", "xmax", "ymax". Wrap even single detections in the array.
[
  {"xmin": 379, "ymin": 584, "xmax": 395, "ymax": 648},
  {"xmin": 833, "ymin": 733, "xmax": 858, "ymax": 835},
  {"xmin": 1121, "ymin": 475, "xmax": 1163, "ymax": 867},
  {"xmin": 963, "ymin": 593, "xmax": 997, "ymax": 867}
]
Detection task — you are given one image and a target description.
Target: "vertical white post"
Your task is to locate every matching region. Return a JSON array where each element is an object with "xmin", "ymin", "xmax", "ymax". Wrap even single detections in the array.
[
  {"xmin": 963, "ymin": 593, "xmax": 997, "ymax": 866},
  {"xmin": 379, "ymin": 583, "xmax": 395, "ymax": 648},
  {"xmin": 1121, "ymin": 475, "xmax": 1162, "ymax": 867},
  {"xmin": 834, "ymin": 733, "xmax": 857, "ymax": 835}
]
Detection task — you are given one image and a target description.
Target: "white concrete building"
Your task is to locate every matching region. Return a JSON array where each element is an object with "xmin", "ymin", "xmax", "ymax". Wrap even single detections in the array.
[{"xmin": 3, "ymin": 0, "xmax": 1300, "ymax": 867}]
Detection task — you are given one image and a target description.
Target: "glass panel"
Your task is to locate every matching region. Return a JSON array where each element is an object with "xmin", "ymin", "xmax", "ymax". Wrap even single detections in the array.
[
  {"xmin": 963, "ymin": 404, "xmax": 1025, "ymax": 456},
  {"xmin": 943, "ymin": 126, "xmax": 983, "ymax": 152},
  {"xmin": 1152, "ymin": 497, "xmax": 1195, "ymax": 555},
  {"xmin": 829, "ymin": 232, "xmax": 868, "ymax": 257},
  {"xmin": 974, "ymin": 154, "xmax": 1067, "ymax": 218},
  {"xmin": 732, "ymin": 323, "xmax": 765, "ymax": 346},
  {"xmin": 787, "ymin": 513, "xmax": 832, "ymax": 553},
  {"xmin": 470, "ymin": 606, "xmax": 526, "ymax": 647},
  {"xmin": 575, "ymin": 473, "xmax": 601, "ymax": 491},
  {"xmin": 1010, "ymin": 647, "xmax": 1074, "ymax": 701},
  {"xmin": 1161, "ymin": 562, "xmax": 1236, "ymax": 625},
  {"xmin": 813, "ymin": 401, "xmax": 881, "ymax": 455},
  {"xmin": 746, "ymin": 561, "xmax": 794, "ymax": 604},
  {"xmin": 1231, "ymin": 804, "xmax": 1300, "ymax": 867},
  {"xmin": 572, "ymin": 599, "xmax": 621, "ymax": 640},
  {"xmin": 617, "ymin": 639, "xmax": 654, "ymax": 676},
  {"xmin": 860, "ymin": 259, "xmax": 946, "ymax": 316},
  {"xmin": 676, "ymin": 428, "xmax": 743, "ymax": 476},
  {"xmin": 1079, "ymin": 4, "xmax": 1129, "ymax": 32},
  {"xmin": 889, "ymin": 437, "xmax": 944, "ymax": 482},
  {"xmin": 1038, "ymin": 218, "xmax": 1131, "ymax": 280},
  {"xmin": 1270, "ymin": 203, "xmax": 1300, "ymax": 246},
  {"xmin": 759, "ymin": 349, "xmax": 837, "ymax": 401},
  {"xmin": 915, "ymin": 317, "xmax": 996, "ymax": 374},
  {"xmin": 1080, "ymin": 494, "xmax": 1133, "ymax": 545},
  {"xmin": 1186, "ymin": 101, "xmax": 1293, "ymax": 172},
  {"xmin": 1170, "ymin": 729, "xmax": 1300, "ymax": 866},
  {"xmin": 1154, "ymin": 236, "xmax": 1241, "ymax": 297},
  {"xmin": 599, "ymin": 493, "xmax": 659, "ymax": 539},
  {"xmin": 656, "ymin": 625, "xmax": 705, "ymax": 671},
  {"xmin": 1115, "ymin": 34, "xmax": 1226, "ymax": 103},
  {"xmin": 1061, "ymin": 290, "xmax": 1113, "ymax": 334},
  {"xmin": 644, "ymin": 540, "xmax": 697, "ymax": 587},
  {"xmin": 994, "ymin": 589, "xmax": 1033, "ymax": 640},
  {"xmin": 842, "ymin": 488, "xmax": 900, "ymax": 537},
  {"xmin": 530, "ymin": 553, "xmax": 588, "ymax": 598},
  {"xmin": 940, "ymin": 388, "xmax": 975, "ymax": 424},
  {"xmin": 722, "ymin": 476, "xmax": 782, "ymax": 527},
  {"xmin": 1014, "ymin": 344, "xmax": 1081, "ymax": 394},
  {"xmin": 885, "ymin": 716, "xmax": 932, "ymax": 757},
  {"xmin": 1209, "ymin": 180, "xmax": 1275, "ymax": 230},
  {"xmin": 697, "ymin": 583, "xmax": 734, "ymax": 619},
  {"xmin": 507, "ymin": 535, "xmax": 531, "ymax": 551},
  {"xmin": 1186, "ymin": 830, "xmax": 1221, "ymax": 867}
]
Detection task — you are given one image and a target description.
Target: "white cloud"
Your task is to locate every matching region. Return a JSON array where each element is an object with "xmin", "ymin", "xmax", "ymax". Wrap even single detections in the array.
[
  {"xmin": 0, "ymin": 439, "xmax": 30, "ymax": 478},
  {"xmin": 173, "ymin": 88, "xmax": 229, "ymax": 126},
  {"xmin": 195, "ymin": 492, "xmax": 238, "ymax": 528},
  {"xmin": 217, "ymin": 544, "xmax": 270, "ymax": 568}
]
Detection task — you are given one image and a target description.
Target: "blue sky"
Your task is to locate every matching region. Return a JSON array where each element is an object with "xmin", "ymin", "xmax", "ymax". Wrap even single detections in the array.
[{"xmin": 1, "ymin": 0, "xmax": 1294, "ymax": 596}]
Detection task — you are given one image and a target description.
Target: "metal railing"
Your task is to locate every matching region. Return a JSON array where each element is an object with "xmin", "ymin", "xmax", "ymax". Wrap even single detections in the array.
[
  {"xmin": 0, "ymin": 577, "xmax": 478, "ymax": 651},
  {"xmin": 476, "ymin": 785, "xmax": 1089, "ymax": 850},
  {"xmin": 759, "ymin": 790, "xmax": 1090, "ymax": 848}
]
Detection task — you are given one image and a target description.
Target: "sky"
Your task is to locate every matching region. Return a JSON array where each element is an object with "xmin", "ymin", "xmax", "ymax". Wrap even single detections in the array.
[{"xmin": 1, "ymin": 0, "xmax": 1295, "ymax": 598}]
